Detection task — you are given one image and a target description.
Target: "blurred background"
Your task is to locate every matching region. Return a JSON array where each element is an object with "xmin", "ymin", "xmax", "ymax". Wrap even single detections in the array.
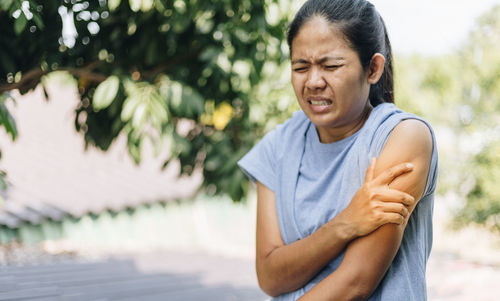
[{"xmin": 0, "ymin": 0, "xmax": 499, "ymax": 300}]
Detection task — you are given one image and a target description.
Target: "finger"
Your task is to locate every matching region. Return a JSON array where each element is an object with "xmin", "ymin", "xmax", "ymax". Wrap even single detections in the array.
[
  {"xmin": 373, "ymin": 162, "xmax": 414, "ymax": 186},
  {"xmin": 364, "ymin": 157, "xmax": 377, "ymax": 182},
  {"xmin": 379, "ymin": 202, "xmax": 409, "ymax": 218},
  {"xmin": 382, "ymin": 212, "xmax": 406, "ymax": 225},
  {"xmin": 373, "ymin": 188, "xmax": 415, "ymax": 207}
]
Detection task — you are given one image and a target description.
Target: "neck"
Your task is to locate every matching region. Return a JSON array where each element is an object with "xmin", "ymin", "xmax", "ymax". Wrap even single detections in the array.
[{"xmin": 316, "ymin": 103, "xmax": 373, "ymax": 143}]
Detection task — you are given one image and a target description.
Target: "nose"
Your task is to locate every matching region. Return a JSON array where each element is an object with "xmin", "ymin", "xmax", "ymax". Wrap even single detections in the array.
[{"xmin": 305, "ymin": 68, "xmax": 326, "ymax": 90}]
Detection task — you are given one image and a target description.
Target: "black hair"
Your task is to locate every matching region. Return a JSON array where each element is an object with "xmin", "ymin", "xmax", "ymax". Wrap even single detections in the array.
[{"xmin": 287, "ymin": 0, "xmax": 394, "ymax": 106}]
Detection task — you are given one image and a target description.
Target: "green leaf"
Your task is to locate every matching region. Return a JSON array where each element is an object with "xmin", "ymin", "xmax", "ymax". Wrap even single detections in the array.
[
  {"xmin": 129, "ymin": 0, "xmax": 141, "ymax": 12},
  {"xmin": 123, "ymin": 78, "xmax": 139, "ymax": 96},
  {"xmin": 93, "ymin": 76, "xmax": 120, "ymax": 111},
  {"xmin": 127, "ymin": 138, "xmax": 142, "ymax": 164},
  {"xmin": 132, "ymin": 102, "xmax": 146, "ymax": 127},
  {"xmin": 229, "ymin": 169, "xmax": 245, "ymax": 201},
  {"xmin": 0, "ymin": 169, "xmax": 6, "ymax": 192},
  {"xmin": 108, "ymin": 0, "xmax": 121, "ymax": 11},
  {"xmin": 183, "ymin": 87, "xmax": 204, "ymax": 115},
  {"xmin": 170, "ymin": 81, "xmax": 183, "ymax": 108},
  {"xmin": 149, "ymin": 95, "xmax": 168, "ymax": 124},
  {"xmin": 155, "ymin": 0, "xmax": 167, "ymax": 11},
  {"xmin": 14, "ymin": 14, "xmax": 27, "ymax": 35},
  {"xmin": 32, "ymin": 12, "xmax": 45, "ymax": 30},
  {"xmin": 0, "ymin": 0, "xmax": 13, "ymax": 10},
  {"xmin": 0, "ymin": 97, "xmax": 17, "ymax": 141},
  {"xmin": 174, "ymin": 134, "xmax": 192, "ymax": 156},
  {"xmin": 141, "ymin": 0, "xmax": 154, "ymax": 12},
  {"xmin": 121, "ymin": 96, "xmax": 140, "ymax": 121},
  {"xmin": 200, "ymin": 47, "xmax": 220, "ymax": 61}
]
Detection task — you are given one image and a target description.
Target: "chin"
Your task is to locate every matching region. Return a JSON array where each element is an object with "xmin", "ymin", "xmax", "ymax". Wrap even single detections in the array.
[{"xmin": 306, "ymin": 113, "xmax": 340, "ymax": 128}]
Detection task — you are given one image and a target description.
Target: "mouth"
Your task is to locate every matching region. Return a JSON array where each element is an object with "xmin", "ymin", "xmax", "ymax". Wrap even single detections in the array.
[{"xmin": 307, "ymin": 97, "xmax": 332, "ymax": 106}]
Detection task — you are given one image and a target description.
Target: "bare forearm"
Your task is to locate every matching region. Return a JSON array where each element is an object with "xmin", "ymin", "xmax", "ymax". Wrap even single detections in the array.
[
  {"xmin": 296, "ymin": 271, "xmax": 366, "ymax": 301},
  {"xmin": 258, "ymin": 216, "xmax": 355, "ymax": 296},
  {"xmin": 297, "ymin": 224, "xmax": 404, "ymax": 301}
]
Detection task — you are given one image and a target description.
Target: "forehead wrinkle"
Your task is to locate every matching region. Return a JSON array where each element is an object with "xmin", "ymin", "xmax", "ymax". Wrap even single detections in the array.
[
  {"xmin": 318, "ymin": 56, "xmax": 345, "ymax": 63},
  {"xmin": 292, "ymin": 56, "xmax": 346, "ymax": 65}
]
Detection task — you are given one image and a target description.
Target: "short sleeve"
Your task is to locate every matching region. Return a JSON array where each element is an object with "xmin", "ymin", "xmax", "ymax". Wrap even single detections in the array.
[
  {"xmin": 370, "ymin": 114, "xmax": 405, "ymax": 157},
  {"xmin": 370, "ymin": 114, "xmax": 439, "ymax": 197},
  {"xmin": 237, "ymin": 129, "xmax": 278, "ymax": 192}
]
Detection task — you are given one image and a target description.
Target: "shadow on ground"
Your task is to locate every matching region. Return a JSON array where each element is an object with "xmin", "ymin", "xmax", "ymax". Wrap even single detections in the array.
[{"xmin": 0, "ymin": 252, "xmax": 266, "ymax": 301}]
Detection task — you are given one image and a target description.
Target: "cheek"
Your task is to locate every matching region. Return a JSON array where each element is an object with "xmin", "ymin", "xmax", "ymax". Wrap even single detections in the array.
[
  {"xmin": 291, "ymin": 75, "xmax": 303, "ymax": 97},
  {"xmin": 340, "ymin": 72, "xmax": 365, "ymax": 95}
]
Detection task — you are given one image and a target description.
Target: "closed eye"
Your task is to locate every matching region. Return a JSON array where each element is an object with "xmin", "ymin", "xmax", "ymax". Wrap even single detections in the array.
[
  {"xmin": 293, "ymin": 67, "xmax": 308, "ymax": 72},
  {"xmin": 325, "ymin": 65, "xmax": 342, "ymax": 70}
]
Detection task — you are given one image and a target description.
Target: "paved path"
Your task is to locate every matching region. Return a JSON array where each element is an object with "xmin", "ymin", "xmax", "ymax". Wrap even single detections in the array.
[
  {"xmin": 0, "ymin": 251, "xmax": 266, "ymax": 301},
  {"xmin": 2, "ymin": 249, "xmax": 500, "ymax": 300},
  {"xmin": 427, "ymin": 251, "xmax": 500, "ymax": 301}
]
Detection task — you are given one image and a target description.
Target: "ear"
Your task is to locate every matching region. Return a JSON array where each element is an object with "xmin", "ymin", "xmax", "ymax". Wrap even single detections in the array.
[{"xmin": 367, "ymin": 53, "xmax": 385, "ymax": 84}]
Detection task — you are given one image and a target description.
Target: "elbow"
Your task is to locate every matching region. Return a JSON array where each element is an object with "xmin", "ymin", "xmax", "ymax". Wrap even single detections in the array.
[
  {"xmin": 256, "ymin": 252, "xmax": 304, "ymax": 297},
  {"xmin": 259, "ymin": 283, "xmax": 282, "ymax": 298},
  {"xmin": 348, "ymin": 288, "xmax": 372, "ymax": 301},
  {"xmin": 341, "ymin": 273, "xmax": 376, "ymax": 301},
  {"xmin": 256, "ymin": 261, "xmax": 290, "ymax": 297},
  {"xmin": 257, "ymin": 272, "xmax": 282, "ymax": 297}
]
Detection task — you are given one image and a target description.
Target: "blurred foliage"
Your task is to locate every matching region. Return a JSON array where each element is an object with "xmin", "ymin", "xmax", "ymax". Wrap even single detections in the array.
[
  {"xmin": 394, "ymin": 5, "xmax": 500, "ymax": 232},
  {"xmin": 0, "ymin": 92, "xmax": 17, "ymax": 192},
  {"xmin": 394, "ymin": 54, "xmax": 465, "ymax": 197},
  {"xmin": 455, "ymin": 138, "xmax": 500, "ymax": 232},
  {"xmin": 0, "ymin": 0, "xmax": 499, "ymax": 230},
  {"xmin": 0, "ymin": 0, "xmax": 294, "ymax": 201},
  {"xmin": 454, "ymin": 5, "xmax": 500, "ymax": 232}
]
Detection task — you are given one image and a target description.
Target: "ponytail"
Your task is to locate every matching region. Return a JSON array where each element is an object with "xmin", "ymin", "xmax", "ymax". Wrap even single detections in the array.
[{"xmin": 369, "ymin": 18, "xmax": 394, "ymax": 106}]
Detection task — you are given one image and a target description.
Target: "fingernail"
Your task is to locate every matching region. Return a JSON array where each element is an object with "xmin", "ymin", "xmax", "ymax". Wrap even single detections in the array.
[{"xmin": 406, "ymin": 163, "xmax": 414, "ymax": 169}]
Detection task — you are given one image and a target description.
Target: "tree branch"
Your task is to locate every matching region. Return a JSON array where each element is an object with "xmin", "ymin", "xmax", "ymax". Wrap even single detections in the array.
[
  {"xmin": 0, "ymin": 47, "xmax": 202, "ymax": 94},
  {"xmin": 0, "ymin": 62, "xmax": 108, "ymax": 94},
  {"xmin": 63, "ymin": 67, "xmax": 107, "ymax": 83},
  {"xmin": 0, "ymin": 68, "xmax": 47, "ymax": 94}
]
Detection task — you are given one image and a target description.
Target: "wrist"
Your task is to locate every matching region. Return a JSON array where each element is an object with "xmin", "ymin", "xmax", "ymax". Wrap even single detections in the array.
[{"xmin": 328, "ymin": 213, "xmax": 358, "ymax": 243}]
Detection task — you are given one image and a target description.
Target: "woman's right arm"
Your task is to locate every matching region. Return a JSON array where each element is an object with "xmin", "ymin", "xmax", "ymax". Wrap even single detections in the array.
[{"xmin": 256, "ymin": 159, "xmax": 415, "ymax": 297}]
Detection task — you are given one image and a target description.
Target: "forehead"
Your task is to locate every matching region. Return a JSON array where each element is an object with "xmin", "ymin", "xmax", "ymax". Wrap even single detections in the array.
[{"xmin": 291, "ymin": 16, "xmax": 354, "ymax": 61}]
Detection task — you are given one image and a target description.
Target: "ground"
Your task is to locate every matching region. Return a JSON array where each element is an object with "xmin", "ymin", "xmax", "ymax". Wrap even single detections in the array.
[{"xmin": 1, "ymin": 241, "xmax": 499, "ymax": 300}]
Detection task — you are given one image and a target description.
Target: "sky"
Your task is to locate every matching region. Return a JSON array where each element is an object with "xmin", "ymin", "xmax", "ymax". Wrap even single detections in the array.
[{"xmin": 369, "ymin": 0, "xmax": 500, "ymax": 55}]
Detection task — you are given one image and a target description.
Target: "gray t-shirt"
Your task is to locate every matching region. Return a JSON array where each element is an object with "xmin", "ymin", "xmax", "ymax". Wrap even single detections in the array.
[{"xmin": 238, "ymin": 103, "xmax": 438, "ymax": 300}]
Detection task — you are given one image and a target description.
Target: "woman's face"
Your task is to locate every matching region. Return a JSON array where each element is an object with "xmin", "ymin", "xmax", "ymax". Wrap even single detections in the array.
[{"xmin": 291, "ymin": 16, "xmax": 372, "ymax": 143}]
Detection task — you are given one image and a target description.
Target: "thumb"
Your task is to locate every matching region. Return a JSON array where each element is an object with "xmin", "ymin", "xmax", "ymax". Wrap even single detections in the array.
[{"xmin": 364, "ymin": 157, "xmax": 376, "ymax": 182}]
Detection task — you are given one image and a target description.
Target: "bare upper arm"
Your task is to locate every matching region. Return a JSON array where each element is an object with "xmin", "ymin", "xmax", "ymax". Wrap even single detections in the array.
[
  {"xmin": 375, "ymin": 119, "xmax": 433, "ymax": 204},
  {"xmin": 256, "ymin": 181, "xmax": 285, "ymax": 261},
  {"xmin": 333, "ymin": 118, "xmax": 433, "ymax": 293}
]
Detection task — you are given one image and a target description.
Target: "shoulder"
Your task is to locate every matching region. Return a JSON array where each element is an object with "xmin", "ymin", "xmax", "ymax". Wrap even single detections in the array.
[
  {"xmin": 390, "ymin": 119, "xmax": 433, "ymax": 158},
  {"xmin": 248, "ymin": 110, "xmax": 309, "ymax": 160},
  {"xmin": 369, "ymin": 104, "xmax": 437, "ymax": 199},
  {"xmin": 366, "ymin": 103, "xmax": 434, "ymax": 155},
  {"xmin": 376, "ymin": 118, "xmax": 434, "ymax": 201},
  {"xmin": 266, "ymin": 110, "xmax": 309, "ymax": 148},
  {"xmin": 277, "ymin": 110, "xmax": 309, "ymax": 135},
  {"xmin": 238, "ymin": 110, "xmax": 309, "ymax": 189}
]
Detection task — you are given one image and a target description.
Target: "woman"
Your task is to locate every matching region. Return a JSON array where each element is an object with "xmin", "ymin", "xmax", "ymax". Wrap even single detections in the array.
[{"xmin": 238, "ymin": 0, "xmax": 438, "ymax": 300}]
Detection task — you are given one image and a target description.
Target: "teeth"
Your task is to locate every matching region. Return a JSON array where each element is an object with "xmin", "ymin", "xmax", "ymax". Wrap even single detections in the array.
[{"xmin": 309, "ymin": 100, "xmax": 331, "ymax": 105}]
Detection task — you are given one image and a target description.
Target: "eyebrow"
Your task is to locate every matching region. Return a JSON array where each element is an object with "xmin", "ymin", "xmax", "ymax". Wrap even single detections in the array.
[{"xmin": 291, "ymin": 56, "xmax": 345, "ymax": 65}]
